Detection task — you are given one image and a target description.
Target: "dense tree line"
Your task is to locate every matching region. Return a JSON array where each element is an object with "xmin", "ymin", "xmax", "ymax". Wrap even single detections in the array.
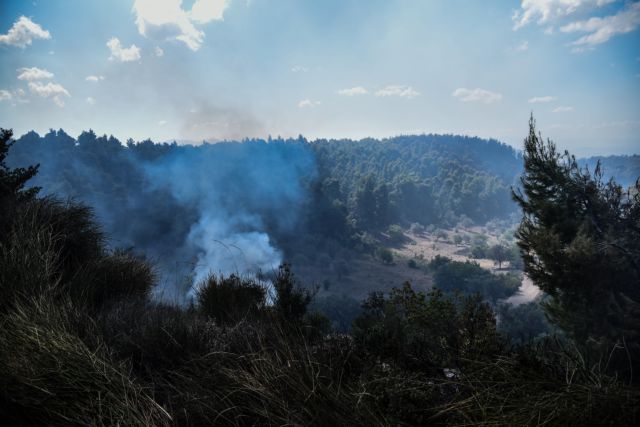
[{"xmin": 1, "ymin": 123, "xmax": 639, "ymax": 425}]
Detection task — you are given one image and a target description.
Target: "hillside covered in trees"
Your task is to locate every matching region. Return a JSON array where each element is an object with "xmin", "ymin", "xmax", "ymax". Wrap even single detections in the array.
[{"xmin": 0, "ymin": 121, "xmax": 640, "ymax": 426}]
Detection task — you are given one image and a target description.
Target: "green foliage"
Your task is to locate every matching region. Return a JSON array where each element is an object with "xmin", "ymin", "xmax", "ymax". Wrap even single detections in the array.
[
  {"xmin": 196, "ymin": 274, "xmax": 267, "ymax": 324},
  {"xmin": 429, "ymin": 257, "xmax": 520, "ymax": 302},
  {"xmin": 353, "ymin": 283, "xmax": 501, "ymax": 371},
  {"xmin": 453, "ymin": 233, "xmax": 463, "ymax": 245},
  {"xmin": 496, "ymin": 301, "xmax": 552, "ymax": 344},
  {"xmin": 470, "ymin": 233, "xmax": 489, "ymax": 258},
  {"xmin": 272, "ymin": 264, "xmax": 314, "ymax": 323},
  {"xmin": 387, "ymin": 223, "xmax": 404, "ymax": 242},
  {"xmin": 313, "ymin": 134, "xmax": 521, "ymax": 228},
  {"xmin": 487, "ymin": 243, "xmax": 508, "ymax": 268},
  {"xmin": 513, "ymin": 116, "xmax": 640, "ymax": 374},
  {"xmin": 2, "ymin": 124, "xmax": 639, "ymax": 425},
  {"xmin": 0, "ymin": 128, "xmax": 39, "ymax": 235},
  {"xmin": 407, "ymin": 258, "xmax": 418, "ymax": 269},
  {"xmin": 376, "ymin": 246, "xmax": 394, "ymax": 264},
  {"xmin": 310, "ymin": 294, "xmax": 362, "ymax": 332}
]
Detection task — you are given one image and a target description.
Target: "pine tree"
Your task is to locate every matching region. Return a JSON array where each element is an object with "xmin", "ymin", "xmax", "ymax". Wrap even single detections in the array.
[
  {"xmin": 0, "ymin": 129, "xmax": 39, "ymax": 234},
  {"xmin": 513, "ymin": 117, "xmax": 640, "ymax": 373}
]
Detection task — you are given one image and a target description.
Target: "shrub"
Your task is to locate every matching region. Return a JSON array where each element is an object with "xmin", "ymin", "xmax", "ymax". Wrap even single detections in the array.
[
  {"xmin": 196, "ymin": 273, "xmax": 267, "ymax": 324},
  {"xmin": 272, "ymin": 264, "xmax": 314, "ymax": 323},
  {"xmin": 387, "ymin": 224, "xmax": 404, "ymax": 242},
  {"xmin": 72, "ymin": 249, "xmax": 156, "ymax": 310},
  {"xmin": 376, "ymin": 247, "xmax": 394, "ymax": 264},
  {"xmin": 0, "ymin": 298, "xmax": 170, "ymax": 426}
]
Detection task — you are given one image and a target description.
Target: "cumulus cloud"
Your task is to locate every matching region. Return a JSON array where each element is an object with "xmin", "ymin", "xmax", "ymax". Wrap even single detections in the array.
[
  {"xmin": 512, "ymin": 0, "xmax": 615, "ymax": 30},
  {"xmin": 0, "ymin": 90, "xmax": 12, "ymax": 101},
  {"xmin": 298, "ymin": 99, "xmax": 321, "ymax": 108},
  {"xmin": 28, "ymin": 81, "xmax": 70, "ymax": 107},
  {"xmin": 133, "ymin": 0, "xmax": 229, "ymax": 51},
  {"xmin": 17, "ymin": 67, "xmax": 53, "ymax": 81},
  {"xmin": 515, "ymin": 40, "xmax": 529, "ymax": 51},
  {"xmin": 291, "ymin": 65, "xmax": 308, "ymax": 73},
  {"xmin": 374, "ymin": 85, "xmax": 420, "ymax": 98},
  {"xmin": 552, "ymin": 105, "xmax": 574, "ymax": 112},
  {"xmin": 86, "ymin": 97, "xmax": 96, "ymax": 105},
  {"xmin": 189, "ymin": 0, "xmax": 230, "ymax": 23},
  {"xmin": 0, "ymin": 16, "xmax": 51, "ymax": 48},
  {"xmin": 85, "ymin": 75, "xmax": 105, "ymax": 82},
  {"xmin": 107, "ymin": 37, "xmax": 141, "ymax": 62},
  {"xmin": 452, "ymin": 87, "xmax": 502, "ymax": 104},
  {"xmin": 561, "ymin": 2, "xmax": 640, "ymax": 47},
  {"xmin": 528, "ymin": 95, "xmax": 557, "ymax": 103},
  {"xmin": 337, "ymin": 86, "xmax": 368, "ymax": 96}
]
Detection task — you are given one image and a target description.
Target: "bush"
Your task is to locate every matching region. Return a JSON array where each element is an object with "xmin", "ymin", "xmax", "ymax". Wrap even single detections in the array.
[
  {"xmin": 376, "ymin": 247, "xmax": 394, "ymax": 264},
  {"xmin": 387, "ymin": 224, "xmax": 404, "ymax": 242},
  {"xmin": 272, "ymin": 264, "xmax": 314, "ymax": 323},
  {"xmin": 0, "ymin": 298, "xmax": 170, "ymax": 426},
  {"xmin": 409, "ymin": 222, "xmax": 425, "ymax": 235},
  {"xmin": 407, "ymin": 259, "xmax": 418, "ymax": 269},
  {"xmin": 431, "ymin": 257, "xmax": 520, "ymax": 302},
  {"xmin": 196, "ymin": 273, "xmax": 267, "ymax": 324},
  {"xmin": 353, "ymin": 283, "xmax": 501, "ymax": 371},
  {"xmin": 72, "ymin": 249, "xmax": 155, "ymax": 310}
]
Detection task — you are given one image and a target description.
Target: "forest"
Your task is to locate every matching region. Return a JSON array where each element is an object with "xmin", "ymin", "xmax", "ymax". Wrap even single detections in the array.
[{"xmin": 1, "ymin": 117, "xmax": 639, "ymax": 425}]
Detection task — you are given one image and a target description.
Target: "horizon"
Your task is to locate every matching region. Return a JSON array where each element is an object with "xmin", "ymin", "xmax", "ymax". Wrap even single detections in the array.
[{"xmin": 1, "ymin": 0, "xmax": 639, "ymax": 156}]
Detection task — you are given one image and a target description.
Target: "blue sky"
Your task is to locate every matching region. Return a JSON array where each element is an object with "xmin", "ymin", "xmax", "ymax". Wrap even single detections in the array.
[{"xmin": 0, "ymin": 0, "xmax": 638, "ymax": 155}]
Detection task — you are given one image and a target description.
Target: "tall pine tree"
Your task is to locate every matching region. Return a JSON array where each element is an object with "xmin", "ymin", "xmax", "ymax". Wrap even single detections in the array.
[{"xmin": 513, "ymin": 117, "xmax": 640, "ymax": 374}]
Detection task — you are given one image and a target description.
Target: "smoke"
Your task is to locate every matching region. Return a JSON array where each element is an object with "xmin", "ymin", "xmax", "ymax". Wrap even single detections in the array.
[
  {"xmin": 143, "ymin": 140, "xmax": 317, "ymax": 296},
  {"xmin": 181, "ymin": 104, "xmax": 267, "ymax": 142},
  {"xmin": 7, "ymin": 129, "xmax": 317, "ymax": 303}
]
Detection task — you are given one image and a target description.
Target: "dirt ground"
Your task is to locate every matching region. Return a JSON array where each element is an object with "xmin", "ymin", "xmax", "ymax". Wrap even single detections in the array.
[{"xmin": 293, "ymin": 226, "xmax": 529, "ymax": 301}]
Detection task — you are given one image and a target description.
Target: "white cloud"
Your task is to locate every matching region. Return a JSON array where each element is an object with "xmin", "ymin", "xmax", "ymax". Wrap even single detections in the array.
[
  {"xmin": 298, "ymin": 99, "xmax": 321, "ymax": 108},
  {"xmin": 552, "ymin": 106, "xmax": 574, "ymax": 112},
  {"xmin": 515, "ymin": 40, "xmax": 529, "ymax": 51},
  {"xmin": 155, "ymin": 46, "xmax": 164, "ymax": 57},
  {"xmin": 133, "ymin": 0, "xmax": 228, "ymax": 51},
  {"xmin": 189, "ymin": 0, "xmax": 230, "ymax": 23},
  {"xmin": 452, "ymin": 87, "xmax": 502, "ymax": 104},
  {"xmin": 375, "ymin": 85, "xmax": 420, "ymax": 98},
  {"xmin": 528, "ymin": 95, "xmax": 557, "ymax": 103},
  {"xmin": 512, "ymin": 0, "xmax": 615, "ymax": 30},
  {"xmin": 0, "ymin": 90, "xmax": 12, "ymax": 101},
  {"xmin": 86, "ymin": 97, "xmax": 96, "ymax": 105},
  {"xmin": 291, "ymin": 65, "xmax": 309, "ymax": 73},
  {"xmin": 85, "ymin": 75, "xmax": 105, "ymax": 82},
  {"xmin": 158, "ymin": 120, "xmax": 167, "ymax": 126},
  {"xmin": 337, "ymin": 86, "xmax": 368, "ymax": 96},
  {"xmin": 107, "ymin": 37, "xmax": 141, "ymax": 62},
  {"xmin": 561, "ymin": 2, "xmax": 640, "ymax": 47},
  {"xmin": 570, "ymin": 45, "xmax": 596, "ymax": 53},
  {"xmin": 133, "ymin": 0, "xmax": 203, "ymax": 51},
  {"xmin": 0, "ymin": 16, "xmax": 51, "ymax": 48},
  {"xmin": 28, "ymin": 81, "xmax": 70, "ymax": 107},
  {"xmin": 17, "ymin": 66, "xmax": 53, "ymax": 81}
]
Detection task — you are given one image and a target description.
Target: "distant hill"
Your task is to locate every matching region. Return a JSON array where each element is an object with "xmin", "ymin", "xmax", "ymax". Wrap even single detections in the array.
[{"xmin": 579, "ymin": 155, "xmax": 640, "ymax": 187}]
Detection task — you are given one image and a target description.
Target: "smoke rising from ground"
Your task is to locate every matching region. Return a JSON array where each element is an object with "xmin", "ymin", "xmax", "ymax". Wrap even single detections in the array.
[
  {"xmin": 143, "ymin": 141, "xmax": 317, "ymax": 296},
  {"xmin": 6, "ymin": 129, "xmax": 316, "ymax": 302}
]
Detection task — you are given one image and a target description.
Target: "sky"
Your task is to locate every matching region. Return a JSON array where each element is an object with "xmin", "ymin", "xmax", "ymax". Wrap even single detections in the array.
[{"xmin": 0, "ymin": 0, "xmax": 639, "ymax": 156}]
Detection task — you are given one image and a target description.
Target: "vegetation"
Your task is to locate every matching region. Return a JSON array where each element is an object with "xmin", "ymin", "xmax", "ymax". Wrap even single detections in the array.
[
  {"xmin": 1, "ymin": 121, "xmax": 639, "ymax": 425},
  {"xmin": 514, "ymin": 117, "xmax": 640, "ymax": 376}
]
